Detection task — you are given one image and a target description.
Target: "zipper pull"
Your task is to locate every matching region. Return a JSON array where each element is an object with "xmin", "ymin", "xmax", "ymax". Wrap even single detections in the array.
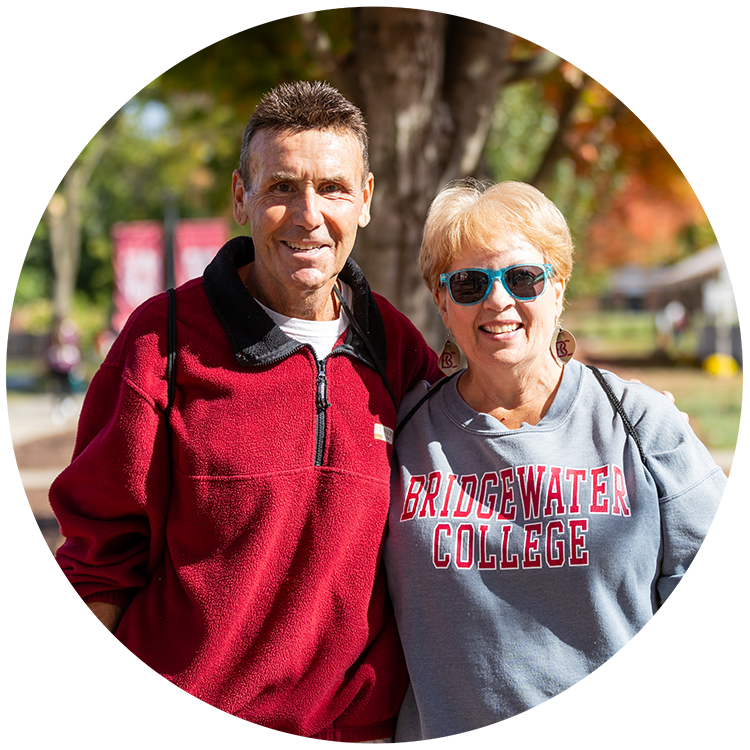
[{"xmin": 316, "ymin": 362, "xmax": 330, "ymax": 411}]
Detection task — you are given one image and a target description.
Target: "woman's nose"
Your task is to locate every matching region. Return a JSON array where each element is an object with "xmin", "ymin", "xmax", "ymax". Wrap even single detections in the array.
[{"xmin": 483, "ymin": 278, "xmax": 514, "ymax": 309}]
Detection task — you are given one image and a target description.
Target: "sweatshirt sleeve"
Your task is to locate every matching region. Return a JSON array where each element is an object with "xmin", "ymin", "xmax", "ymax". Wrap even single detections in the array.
[
  {"xmin": 636, "ymin": 386, "xmax": 744, "ymax": 679},
  {"xmin": 50, "ymin": 298, "xmax": 172, "ymax": 607}
]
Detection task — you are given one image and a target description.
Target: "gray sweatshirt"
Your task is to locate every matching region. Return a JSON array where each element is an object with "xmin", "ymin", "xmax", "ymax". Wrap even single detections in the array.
[{"xmin": 385, "ymin": 359, "xmax": 724, "ymax": 741}]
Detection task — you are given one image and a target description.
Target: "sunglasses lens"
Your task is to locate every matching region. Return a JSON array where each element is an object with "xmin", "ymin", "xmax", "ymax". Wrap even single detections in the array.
[
  {"xmin": 504, "ymin": 266, "xmax": 547, "ymax": 298},
  {"xmin": 449, "ymin": 270, "xmax": 490, "ymax": 304}
]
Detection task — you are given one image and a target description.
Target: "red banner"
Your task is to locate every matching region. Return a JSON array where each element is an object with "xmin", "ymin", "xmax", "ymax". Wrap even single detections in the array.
[
  {"xmin": 173, "ymin": 218, "xmax": 229, "ymax": 288},
  {"xmin": 111, "ymin": 221, "xmax": 165, "ymax": 332}
]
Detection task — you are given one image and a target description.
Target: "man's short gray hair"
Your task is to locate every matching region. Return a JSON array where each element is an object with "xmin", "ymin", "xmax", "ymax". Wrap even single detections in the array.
[{"xmin": 239, "ymin": 81, "xmax": 370, "ymax": 187}]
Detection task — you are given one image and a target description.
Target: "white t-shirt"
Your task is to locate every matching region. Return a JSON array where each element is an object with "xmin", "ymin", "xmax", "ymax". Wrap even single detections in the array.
[{"xmin": 257, "ymin": 282, "xmax": 353, "ymax": 361}]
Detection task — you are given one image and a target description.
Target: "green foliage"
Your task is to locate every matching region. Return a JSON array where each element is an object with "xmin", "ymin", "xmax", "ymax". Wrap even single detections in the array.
[
  {"xmin": 485, "ymin": 80, "xmax": 557, "ymax": 181},
  {"xmin": 5, "ymin": 166, "xmax": 51, "ymax": 309},
  {"xmin": 485, "ymin": 79, "xmax": 615, "ymax": 294}
]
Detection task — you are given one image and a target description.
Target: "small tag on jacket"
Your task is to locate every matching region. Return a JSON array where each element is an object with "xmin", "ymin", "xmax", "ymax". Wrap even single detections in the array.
[{"xmin": 374, "ymin": 423, "xmax": 394, "ymax": 445}]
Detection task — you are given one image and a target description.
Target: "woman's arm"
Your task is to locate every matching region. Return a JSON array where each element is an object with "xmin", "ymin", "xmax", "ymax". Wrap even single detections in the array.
[{"xmin": 690, "ymin": 661, "xmax": 745, "ymax": 745}]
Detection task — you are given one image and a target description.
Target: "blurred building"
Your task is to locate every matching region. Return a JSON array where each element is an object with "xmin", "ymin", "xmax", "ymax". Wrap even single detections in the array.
[{"xmin": 604, "ymin": 245, "xmax": 741, "ymax": 365}]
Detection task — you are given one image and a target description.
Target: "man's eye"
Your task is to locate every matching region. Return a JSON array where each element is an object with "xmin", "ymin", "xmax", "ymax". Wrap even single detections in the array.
[
  {"xmin": 321, "ymin": 184, "xmax": 341, "ymax": 194},
  {"xmin": 273, "ymin": 183, "xmax": 292, "ymax": 193}
]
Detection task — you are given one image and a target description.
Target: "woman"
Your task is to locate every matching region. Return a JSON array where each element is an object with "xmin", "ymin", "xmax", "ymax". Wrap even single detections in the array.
[{"xmin": 384, "ymin": 180, "xmax": 725, "ymax": 740}]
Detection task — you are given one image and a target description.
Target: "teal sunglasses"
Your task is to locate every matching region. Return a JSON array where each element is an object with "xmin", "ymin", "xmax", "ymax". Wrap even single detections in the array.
[{"xmin": 440, "ymin": 264, "xmax": 555, "ymax": 305}]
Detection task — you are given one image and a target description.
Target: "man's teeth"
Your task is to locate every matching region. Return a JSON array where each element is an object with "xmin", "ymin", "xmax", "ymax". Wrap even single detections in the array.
[
  {"xmin": 286, "ymin": 242, "xmax": 326, "ymax": 251},
  {"xmin": 481, "ymin": 323, "xmax": 521, "ymax": 334}
]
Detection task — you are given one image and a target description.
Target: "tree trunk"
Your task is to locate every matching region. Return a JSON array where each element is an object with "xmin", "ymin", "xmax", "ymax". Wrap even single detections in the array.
[
  {"xmin": 349, "ymin": 9, "xmax": 511, "ymax": 349},
  {"xmin": 349, "ymin": 9, "xmax": 447, "ymax": 345}
]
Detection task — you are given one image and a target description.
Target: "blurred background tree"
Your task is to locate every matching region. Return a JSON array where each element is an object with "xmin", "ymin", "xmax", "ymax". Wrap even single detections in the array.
[{"xmin": 14, "ymin": 7, "xmax": 715, "ymax": 352}]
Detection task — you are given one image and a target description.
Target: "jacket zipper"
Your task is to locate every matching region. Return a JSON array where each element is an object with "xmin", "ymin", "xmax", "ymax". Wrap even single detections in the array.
[{"xmin": 314, "ymin": 357, "xmax": 330, "ymax": 466}]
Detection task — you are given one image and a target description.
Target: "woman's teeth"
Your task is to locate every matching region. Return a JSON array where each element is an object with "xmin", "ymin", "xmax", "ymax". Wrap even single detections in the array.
[{"xmin": 481, "ymin": 323, "xmax": 521, "ymax": 334}]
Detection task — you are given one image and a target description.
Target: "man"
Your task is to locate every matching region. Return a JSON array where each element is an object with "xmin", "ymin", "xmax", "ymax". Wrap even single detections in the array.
[{"xmin": 51, "ymin": 81, "xmax": 440, "ymax": 742}]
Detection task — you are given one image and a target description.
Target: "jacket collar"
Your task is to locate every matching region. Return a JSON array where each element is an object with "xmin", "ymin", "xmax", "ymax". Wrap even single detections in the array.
[{"xmin": 202, "ymin": 235, "xmax": 388, "ymax": 369}]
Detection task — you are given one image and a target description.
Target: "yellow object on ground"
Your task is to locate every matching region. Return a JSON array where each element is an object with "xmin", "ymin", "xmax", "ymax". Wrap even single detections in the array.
[{"xmin": 702, "ymin": 353, "xmax": 739, "ymax": 377}]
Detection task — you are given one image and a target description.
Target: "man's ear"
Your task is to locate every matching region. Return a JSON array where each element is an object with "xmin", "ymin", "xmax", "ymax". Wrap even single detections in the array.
[
  {"xmin": 358, "ymin": 172, "xmax": 375, "ymax": 228},
  {"xmin": 232, "ymin": 170, "xmax": 249, "ymax": 226}
]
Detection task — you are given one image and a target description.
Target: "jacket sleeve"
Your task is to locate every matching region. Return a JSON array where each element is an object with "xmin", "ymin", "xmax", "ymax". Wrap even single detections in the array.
[
  {"xmin": 637, "ymin": 398, "xmax": 744, "ymax": 679},
  {"xmin": 51, "ymin": 299, "xmax": 172, "ymax": 608}
]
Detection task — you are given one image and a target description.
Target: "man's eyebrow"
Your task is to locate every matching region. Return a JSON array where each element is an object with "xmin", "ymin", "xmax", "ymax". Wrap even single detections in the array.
[
  {"xmin": 269, "ymin": 171, "xmax": 352, "ymax": 185},
  {"xmin": 269, "ymin": 171, "xmax": 299, "ymax": 182}
]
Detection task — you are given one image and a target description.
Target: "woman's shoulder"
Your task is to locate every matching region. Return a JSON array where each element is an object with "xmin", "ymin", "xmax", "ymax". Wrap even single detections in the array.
[
  {"xmin": 579, "ymin": 363, "xmax": 675, "ymax": 416},
  {"xmin": 398, "ymin": 379, "xmax": 434, "ymax": 421},
  {"xmin": 580, "ymin": 363, "xmax": 714, "ymax": 461}
]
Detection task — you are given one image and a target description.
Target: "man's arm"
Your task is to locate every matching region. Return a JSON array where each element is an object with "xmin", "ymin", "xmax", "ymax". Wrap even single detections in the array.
[
  {"xmin": 65, "ymin": 602, "xmax": 125, "ymax": 744},
  {"xmin": 690, "ymin": 661, "xmax": 745, "ymax": 745}
]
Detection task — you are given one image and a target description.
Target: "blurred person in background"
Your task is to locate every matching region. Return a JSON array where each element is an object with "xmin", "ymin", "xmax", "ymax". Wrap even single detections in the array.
[
  {"xmin": 46, "ymin": 317, "xmax": 82, "ymax": 423},
  {"xmin": 386, "ymin": 179, "xmax": 724, "ymax": 740},
  {"xmin": 50, "ymin": 81, "xmax": 440, "ymax": 742}
]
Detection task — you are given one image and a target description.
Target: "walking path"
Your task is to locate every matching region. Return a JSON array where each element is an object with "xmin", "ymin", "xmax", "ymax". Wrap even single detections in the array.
[{"xmin": 5, "ymin": 393, "xmax": 83, "ymax": 491}]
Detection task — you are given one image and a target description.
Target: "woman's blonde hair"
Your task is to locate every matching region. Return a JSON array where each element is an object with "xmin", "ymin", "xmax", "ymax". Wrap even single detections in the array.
[{"xmin": 420, "ymin": 179, "xmax": 574, "ymax": 294}]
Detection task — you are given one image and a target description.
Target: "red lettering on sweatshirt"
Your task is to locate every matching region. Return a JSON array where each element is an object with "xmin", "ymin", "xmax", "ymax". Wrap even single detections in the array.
[
  {"xmin": 499, "ymin": 524, "xmax": 520, "ymax": 569},
  {"xmin": 517, "ymin": 464, "xmax": 547, "ymax": 520},
  {"xmin": 569, "ymin": 518, "xmax": 589, "ymax": 566},
  {"xmin": 433, "ymin": 524, "xmax": 451, "ymax": 568},
  {"xmin": 419, "ymin": 471, "xmax": 441, "ymax": 518},
  {"xmin": 401, "ymin": 475, "xmax": 425, "ymax": 521},
  {"xmin": 523, "ymin": 522, "xmax": 543, "ymax": 568},
  {"xmin": 590, "ymin": 465, "xmax": 610, "ymax": 514},
  {"xmin": 454, "ymin": 475, "xmax": 478, "ymax": 518},
  {"xmin": 497, "ymin": 468, "xmax": 516, "ymax": 521},
  {"xmin": 544, "ymin": 465, "xmax": 565, "ymax": 516},
  {"xmin": 427, "ymin": 519, "xmax": 597, "ymax": 572},
  {"xmin": 564, "ymin": 468, "xmax": 587, "ymax": 514},
  {"xmin": 476, "ymin": 472, "xmax": 499, "ymax": 520},
  {"xmin": 439, "ymin": 474, "xmax": 458, "ymax": 518},
  {"xmin": 545, "ymin": 519, "xmax": 566, "ymax": 567},
  {"xmin": 455, "ymin": 524, "xmax": 474, "ymax": 568},
  {"xmin": 478, "ymin": 524, "xmax": 497, "ymax": 569},
  {"xmin": 612, "ymin": 464, "xmax": 631, "ymax": 516}
]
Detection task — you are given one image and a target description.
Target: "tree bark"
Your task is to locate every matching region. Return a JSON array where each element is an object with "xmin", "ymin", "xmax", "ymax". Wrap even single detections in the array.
[
  {"xmin": 350, "ymin": 9, "xmax": 447, "ymax": 343},
  {"xmin": 348, "ymin": 10, "xmax": 511, "ymax": 348}
]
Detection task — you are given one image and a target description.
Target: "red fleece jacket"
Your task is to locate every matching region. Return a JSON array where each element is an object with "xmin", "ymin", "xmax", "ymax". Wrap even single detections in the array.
[{"xmin": 51, "ymin": 238, "xmax": 440, "ymax": 741}]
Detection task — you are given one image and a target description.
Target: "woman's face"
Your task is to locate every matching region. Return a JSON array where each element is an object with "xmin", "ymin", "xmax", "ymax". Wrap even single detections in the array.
[{"xmin": 435, "ymin": 233, "xmax": 566, "ymax": 378}]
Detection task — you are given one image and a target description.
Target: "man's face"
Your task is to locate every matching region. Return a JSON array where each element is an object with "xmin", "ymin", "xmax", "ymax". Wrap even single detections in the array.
[{"xmin": 232, "ymin": 128, "xmax": 374, "ymax": 318}]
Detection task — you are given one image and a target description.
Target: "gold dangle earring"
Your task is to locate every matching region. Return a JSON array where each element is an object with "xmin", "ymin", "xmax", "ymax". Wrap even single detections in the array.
[
  {"xmin": 550, "ymin": 320, "xmax": 576, "ymax": 366},
  {"xmin": 439, "ymin": 330, "xmax": 461, "ymax": 375}
]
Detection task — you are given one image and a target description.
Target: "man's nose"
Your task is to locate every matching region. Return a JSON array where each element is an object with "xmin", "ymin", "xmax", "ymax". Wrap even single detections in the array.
[{"xmin": 293, "ymin": 187, "xmax": 324, "ymax": 229}]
